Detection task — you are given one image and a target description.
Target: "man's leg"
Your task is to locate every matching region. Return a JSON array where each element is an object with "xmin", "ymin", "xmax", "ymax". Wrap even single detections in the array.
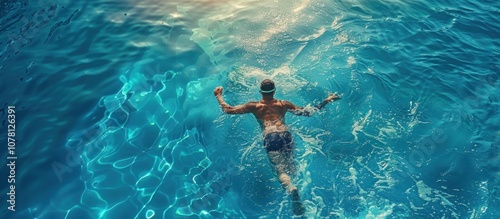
[
  {"xmin": 278, "ymin": 171, "xmax": 305, "ymax": 214},
  {"xmin": 290, "ymin": 187, "xmax": 305, "ymax": 215},
  {"xmin": 282, "ymin": 150, "xmax": 305, "ymax": 215},
  {"xmin": 278, "ymin": 171, "xmax": 296, "ymax": 193},
  {"xmin": 269, "ymin": 151, "xmax": 305, "ymax": 215}
]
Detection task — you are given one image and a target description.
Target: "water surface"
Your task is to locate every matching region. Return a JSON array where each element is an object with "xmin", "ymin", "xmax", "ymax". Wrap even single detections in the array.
[{"xmin": 0, "ymin": 0, "xmax": 499, "ymax": 218}]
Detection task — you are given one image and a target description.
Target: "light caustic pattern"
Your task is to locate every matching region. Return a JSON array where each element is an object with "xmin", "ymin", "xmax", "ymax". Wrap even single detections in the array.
[{"xmin": 64, "ymin": 67, "xmax": 246, "ymax": 218}]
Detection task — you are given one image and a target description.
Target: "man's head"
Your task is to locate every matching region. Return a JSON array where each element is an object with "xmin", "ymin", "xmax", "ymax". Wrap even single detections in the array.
[{"xmin": 260, "ymin": 79, "xmax": 275, "ymax": 96}]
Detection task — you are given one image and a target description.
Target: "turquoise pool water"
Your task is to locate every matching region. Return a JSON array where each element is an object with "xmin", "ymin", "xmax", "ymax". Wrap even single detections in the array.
[{"xmin": 0, "ymin": 0, "xmax": 499, "ymax": 218}]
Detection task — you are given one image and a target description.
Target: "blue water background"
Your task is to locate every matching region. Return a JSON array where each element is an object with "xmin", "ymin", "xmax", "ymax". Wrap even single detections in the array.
[{"xmin": 0, "ymin": 0, "xmax": 499, "ymax": 218}]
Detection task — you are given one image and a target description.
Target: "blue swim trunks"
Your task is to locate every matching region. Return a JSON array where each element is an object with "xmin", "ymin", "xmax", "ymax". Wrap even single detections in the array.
[
  {"xmin": 264, "ymin": 131, "xmax": 294, "ymax": 152},
  {"xmin": 263, "ymin": 131, "xmax": 296, "ymax": 175}
]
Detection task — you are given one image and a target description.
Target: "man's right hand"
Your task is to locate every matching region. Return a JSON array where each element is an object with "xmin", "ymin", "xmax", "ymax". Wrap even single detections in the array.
[
  {"xmin": 326, "ymin": 92, "xmax": 342, "ymax": 102},
  {"xmin": 214, "ymin": 86, "xmax": 223, "ymax": 96}
]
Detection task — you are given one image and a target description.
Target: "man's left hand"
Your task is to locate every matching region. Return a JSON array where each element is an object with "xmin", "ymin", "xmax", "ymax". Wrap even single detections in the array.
[{"xmin": 214, "ymin": 87, "xmax": 223, "ymax": 96}]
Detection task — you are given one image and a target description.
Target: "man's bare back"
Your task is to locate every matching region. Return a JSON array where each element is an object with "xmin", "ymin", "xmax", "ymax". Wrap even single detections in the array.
[{"xmin": 244, "ymin": 99, "xmax": 293, "ymax": 134}]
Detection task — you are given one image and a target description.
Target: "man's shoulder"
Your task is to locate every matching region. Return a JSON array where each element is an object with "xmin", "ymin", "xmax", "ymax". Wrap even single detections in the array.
[
  {"xmin": 245, "ymin": 101, "xmax": 259, "ymax": 107},
  {"xmin": 278, "ymin": 100, "xmax": 300, "ymax": 110},
  {"xmin": 278, "ymin": 100, "xmax": 292, "ymax": 106}
]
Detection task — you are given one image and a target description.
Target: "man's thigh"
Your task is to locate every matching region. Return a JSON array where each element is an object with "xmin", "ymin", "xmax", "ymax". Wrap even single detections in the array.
[{"xmin": 267, "ymin": 149, "xmax": 296, "ymax": 175}]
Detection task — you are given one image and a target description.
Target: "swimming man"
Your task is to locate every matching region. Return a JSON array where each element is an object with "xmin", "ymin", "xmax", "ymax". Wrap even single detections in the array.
[{"xmin": 214, "ymin": 79, "xmax": 341, "ymax": 215}]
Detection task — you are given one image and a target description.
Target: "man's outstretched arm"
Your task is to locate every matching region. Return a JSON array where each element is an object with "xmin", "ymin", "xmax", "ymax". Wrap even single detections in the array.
[
  {"xmin": 284, "ymin": 93, "xmax": 341, "ymax": 116},
  {"xmin": 315, "ymin": 93, "xmax": 342, "ymax": 110},
  {"xmin": 214, "ymin": 86, "xmax": 255, "ymax": 114}
]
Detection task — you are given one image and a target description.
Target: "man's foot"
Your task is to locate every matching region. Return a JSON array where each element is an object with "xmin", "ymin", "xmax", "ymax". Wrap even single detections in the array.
[{"xmin": 290, "ymin": 188, "xmax": 305, "ymax": 215}]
